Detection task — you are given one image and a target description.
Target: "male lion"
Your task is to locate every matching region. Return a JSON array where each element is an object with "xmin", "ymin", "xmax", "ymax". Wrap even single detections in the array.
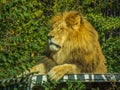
[{"xmin": 27, "ymin": 11, "xmax": 107, "ymax": 81}]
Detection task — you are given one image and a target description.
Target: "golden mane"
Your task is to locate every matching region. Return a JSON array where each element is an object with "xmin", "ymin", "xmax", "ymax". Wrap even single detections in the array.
[
  {"xmin": 49, "ymin": 11, "xmax": 107, "ymax": 72},
  {"xmin": 28, "ymin": 11, "xmax": 107, "ymax": 80}
]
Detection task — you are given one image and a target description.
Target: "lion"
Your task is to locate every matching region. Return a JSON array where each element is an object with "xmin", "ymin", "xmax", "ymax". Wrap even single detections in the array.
[{"xmin": 27, "ymin": 11, "xmax": 107, "ymax": 81}]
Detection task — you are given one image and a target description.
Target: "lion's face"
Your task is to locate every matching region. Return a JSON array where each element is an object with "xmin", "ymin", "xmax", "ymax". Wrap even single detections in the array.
[
  {"xmin": 47, "ymin": 11, "xmax": 82, "ymax": 52},
  {"xmin": 48, "ymin": 20, "xmax": 70, "ymax": 52}
]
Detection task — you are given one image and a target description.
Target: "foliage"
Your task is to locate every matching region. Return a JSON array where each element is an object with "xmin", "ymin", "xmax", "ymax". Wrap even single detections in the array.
[
  {"xmin": 33, "ymin": 80, "xmax": 86, "ymax": 90},
  {"xmin": 0, "ymin": 0, "xmax": 120, "ymax": 80},
  {"xmin": 103, "ymin": 37, "xmax": 120, "ymax": 72},
  {"xmin": 0, "ymin": 0, "xmax": 49, "ymax": 78}
]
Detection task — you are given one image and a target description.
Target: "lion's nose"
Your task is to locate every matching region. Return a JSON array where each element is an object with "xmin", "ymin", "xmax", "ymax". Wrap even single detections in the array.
[{"xmin": 48, "ymin": 35, "xmax": 54, "ymax": 39}]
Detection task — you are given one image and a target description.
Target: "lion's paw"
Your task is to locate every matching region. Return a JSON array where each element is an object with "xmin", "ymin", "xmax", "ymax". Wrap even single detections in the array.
[{"xmin": 48, "ymin": 65, "xmax": 66, "ymax": 81}]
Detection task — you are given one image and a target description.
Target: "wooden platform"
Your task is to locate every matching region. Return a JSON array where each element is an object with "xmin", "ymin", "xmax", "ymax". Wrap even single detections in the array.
[{"xmin": 0, "ymin": 74, "xmax": 120, "ymax": 90}]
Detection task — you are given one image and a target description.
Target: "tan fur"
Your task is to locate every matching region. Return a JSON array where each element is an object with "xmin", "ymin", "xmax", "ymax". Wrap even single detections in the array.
[{"xmin": 28, "ymin": 11, "xmax": 107, "ymax": 81}]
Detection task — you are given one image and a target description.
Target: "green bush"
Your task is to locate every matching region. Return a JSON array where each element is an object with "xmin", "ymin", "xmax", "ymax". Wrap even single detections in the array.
[
  {"xmin": 33, "ymin": 80, "xmax": 86, "ymax": 90},
  {"xmin": 0, "ymin": 0, "xmax": 49, "ymax": 78},
  {"xmin": 0, "ymin": 0, "xmax": 120, "ymax": 79},
  {"xmin": 103, "ymin": 37, "xmax": 120, "ymax": 73}
]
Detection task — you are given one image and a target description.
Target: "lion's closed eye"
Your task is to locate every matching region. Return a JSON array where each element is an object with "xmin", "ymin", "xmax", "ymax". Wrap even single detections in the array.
[{"xmin": 59, "ymin": 27, "xmax": 64, "ymax": 31}]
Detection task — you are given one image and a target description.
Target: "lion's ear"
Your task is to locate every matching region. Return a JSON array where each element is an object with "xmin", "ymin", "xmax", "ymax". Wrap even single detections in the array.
[{"xmin": 65, "ymin": 11, "xmax": 82, "ymax": 27}]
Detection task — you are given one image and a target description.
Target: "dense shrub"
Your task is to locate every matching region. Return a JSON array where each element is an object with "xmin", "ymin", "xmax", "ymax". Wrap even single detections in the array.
[
  {"xmin": 0, "ymin": 0, "xmax": 120, "ymax": 79},
  {"xmin": 33, "ymin": 80, "xmax": 86, "ymax": 90},
  {"xmin": 0, "ymin": 0, "xmax": 49, "ymax": 78}
]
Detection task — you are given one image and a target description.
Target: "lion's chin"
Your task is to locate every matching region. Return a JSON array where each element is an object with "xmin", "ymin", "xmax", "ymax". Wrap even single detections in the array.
[{"xmin": 49, "ymin": 44, "xmax": 61, "ymax": 52}]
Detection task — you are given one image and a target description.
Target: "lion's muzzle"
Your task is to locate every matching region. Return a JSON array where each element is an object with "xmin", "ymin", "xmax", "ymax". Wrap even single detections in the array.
[{"xmin": 48, "ymin": 39, "xmax": 61, "ymax": 51}]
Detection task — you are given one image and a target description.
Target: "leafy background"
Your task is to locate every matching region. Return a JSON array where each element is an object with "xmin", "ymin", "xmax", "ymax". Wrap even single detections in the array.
[{"xmin": 0, "ymin": 0, "xmax": 120, "ymax": 79}]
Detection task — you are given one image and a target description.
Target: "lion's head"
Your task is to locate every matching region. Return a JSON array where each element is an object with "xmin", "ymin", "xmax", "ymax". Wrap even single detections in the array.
[
  {"xmin": 48, "ymin": 11, "xmax": 98, "ymax": 52},
  {"xmin": 47, "ymin": 11, "xmax": 107, "ymax": 73}
]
